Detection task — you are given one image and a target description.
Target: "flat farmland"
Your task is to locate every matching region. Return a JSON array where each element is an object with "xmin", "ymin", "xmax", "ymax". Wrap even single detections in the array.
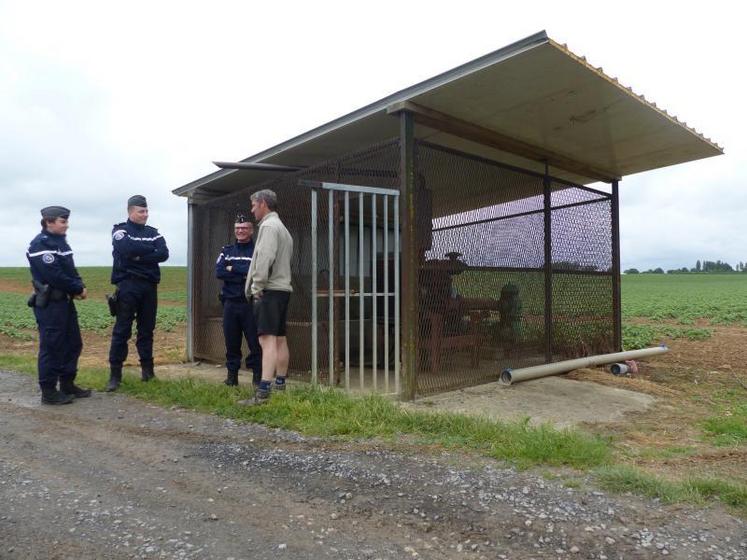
[
  {"xmin": 0, "ymin": 267, "xmax": 745, "ymax": 516},
  {"xmin": 0, "ymin": 266, "xmax": 187, "ymax": 366}
]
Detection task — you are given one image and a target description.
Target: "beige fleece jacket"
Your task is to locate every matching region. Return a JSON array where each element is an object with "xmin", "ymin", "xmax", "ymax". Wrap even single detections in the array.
[{"xmin": 245, "ymin": 212, "xmax": 293, "ymax": 296}]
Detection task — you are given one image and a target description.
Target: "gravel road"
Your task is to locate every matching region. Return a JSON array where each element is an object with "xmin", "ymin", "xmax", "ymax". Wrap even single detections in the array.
[{"xmin": 1, "ymin": 369, "xmax": 744, "ymax": 559}]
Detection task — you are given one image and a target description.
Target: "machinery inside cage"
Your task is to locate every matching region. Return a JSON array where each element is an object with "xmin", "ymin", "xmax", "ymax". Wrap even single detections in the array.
[{"xmin": 189, "ymin": 138, "xmax": 615, "ymax": 396}]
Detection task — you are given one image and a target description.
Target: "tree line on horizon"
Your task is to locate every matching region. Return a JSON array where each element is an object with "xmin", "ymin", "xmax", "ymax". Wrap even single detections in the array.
[{"xmin": 624, "ymin": 260, "xmax": 747, "ymax": 274}]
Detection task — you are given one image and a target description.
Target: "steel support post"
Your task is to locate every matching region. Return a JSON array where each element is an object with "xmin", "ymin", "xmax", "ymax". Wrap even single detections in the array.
[
  {"xmin": 543, "ymin": 169, "xmax": 553, "ymax": 363},
  {"xmin": 186, "ymin": 198, "xmax": 195, "ymax": 362},
  {"xmin": 399, "ymin": 110, "xmax": 418, "ymax": 400},
  {"xmin": 611, "ymin": 179, "xmax": 622, "ymax": 351}
]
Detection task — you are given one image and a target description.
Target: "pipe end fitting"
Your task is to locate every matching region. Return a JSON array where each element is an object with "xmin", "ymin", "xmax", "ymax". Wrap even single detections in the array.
[{"xmin": 500, "ymin": 369, "xmax": 513, "ymax": 385}]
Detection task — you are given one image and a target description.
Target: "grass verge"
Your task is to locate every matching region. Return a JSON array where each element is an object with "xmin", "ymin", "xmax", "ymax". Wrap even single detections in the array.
[
  {"xmin": 0, "ymin": 353, "xmax": 607, "ymax": 469},
  {"xmin": 595, "ymin": 465, "xmax": 747, "ymax": 517},
  {"xmin": 2, "ymin": 354, "xmax": 745, "ymax": 515}
]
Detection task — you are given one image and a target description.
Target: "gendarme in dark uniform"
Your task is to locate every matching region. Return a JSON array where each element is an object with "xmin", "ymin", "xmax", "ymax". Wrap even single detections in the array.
[
  {"xmin": 106, "ymin": 195, "xmax": 169, "ymax": 391},
  {"xmin": 215, "ymin": 214, "xmax": 262, "ymax": 387},
  {"xmin": 26, "ymin": 206, "xmax": 92, "ymax": 405}
]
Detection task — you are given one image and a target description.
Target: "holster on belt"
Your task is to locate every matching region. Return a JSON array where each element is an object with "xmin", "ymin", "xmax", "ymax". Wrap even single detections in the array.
[
  {"xmin": 30, "ymin": 279, "xmax": 50, "ymax": 308},
  {"xmin": 106, "ymin": 290, "xmax": 119, "ymax": 317}
]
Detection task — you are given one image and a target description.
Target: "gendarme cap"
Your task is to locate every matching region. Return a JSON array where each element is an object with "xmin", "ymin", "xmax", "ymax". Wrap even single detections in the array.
[
  {"xmin": 40, "ymin": 206, "xmax": 70, "ymax": 219},
  {"xmin": 127, "ymin": 195, "xmax": 147, "ymax": 207},
  {"xmin": 235, "ymin": 213, "xmax": 250, "ymax": 224}
]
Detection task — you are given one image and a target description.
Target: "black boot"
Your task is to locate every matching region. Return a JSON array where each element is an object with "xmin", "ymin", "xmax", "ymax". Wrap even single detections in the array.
[
  {"xmin": 141, "ymin": 362, "xmax": 155, "ymax": 382},
  {"xmin": 106, "ymin": 365, "xmax": 122, "ymax": 392},
  {"xmin": 60, "ymin": 378, "xmax": 92, "ymax": 398},
  {"xmin": 41, "ymin": 385, "xmax": 74, "ymax": 405},
  {"xmin": 224, "ymin": 370, "xmax": 239, "ymax": 386}
]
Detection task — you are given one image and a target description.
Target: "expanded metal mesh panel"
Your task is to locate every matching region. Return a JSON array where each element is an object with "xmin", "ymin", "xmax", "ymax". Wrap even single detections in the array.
[
  {"xmin": 190, "ymin": 136, "xmax": 615, "ymax": 397},
  {"xmin": 413, "ymin": 142, "xmax": 614, "ymax": 395},
  {"xmin": 550, "ymin": 191, "xmax": 614, "ymax": 358},
  {"xmin": 191, "ymin": 140, "xmax": 400, "ymax": 383}
]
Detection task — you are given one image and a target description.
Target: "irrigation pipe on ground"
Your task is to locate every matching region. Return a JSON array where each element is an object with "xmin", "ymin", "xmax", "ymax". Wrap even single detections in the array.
[{"xmin": 499, "ymin": 346, "xmax": 669, "ymax": 386}]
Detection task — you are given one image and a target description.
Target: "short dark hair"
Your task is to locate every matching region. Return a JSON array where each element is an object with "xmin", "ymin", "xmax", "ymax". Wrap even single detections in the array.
[
  {"xmin": 251, "ymin": 189, "xmax": 278, "ymax": 211},
  {"xmin": 40, "ymin": 217, "xmax": 58, "ymax": 229}
]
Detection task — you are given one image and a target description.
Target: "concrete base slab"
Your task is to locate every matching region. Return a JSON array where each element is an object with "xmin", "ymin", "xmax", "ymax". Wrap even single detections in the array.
[{"xmin": 404, "ymin": 375, "xmax": 655, "ymax": 428}]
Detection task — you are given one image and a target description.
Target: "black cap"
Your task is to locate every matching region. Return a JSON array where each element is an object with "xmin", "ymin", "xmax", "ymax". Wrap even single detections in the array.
[
  {"xmin": 127, "ymin": 195, "xmax": 147, "ymax": 208},
  {"xmin": 40, "ymin": 206, "xmax": 70, "ymax": 219},
  {"xmin": 235, "ymin": 213, "xmax": 250, "ymax": 224}
]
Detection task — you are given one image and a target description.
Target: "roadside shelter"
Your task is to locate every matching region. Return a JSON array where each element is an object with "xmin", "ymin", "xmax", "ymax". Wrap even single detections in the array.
[{"xmin": 173, "ymin": 31, "xmax": 722, "ymax": 399}]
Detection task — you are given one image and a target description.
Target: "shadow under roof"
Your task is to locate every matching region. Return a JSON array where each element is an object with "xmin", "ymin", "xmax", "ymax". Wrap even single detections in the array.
[{"xmin": 174, "ymin": 30, "xmax": 722, "ymax": 200}]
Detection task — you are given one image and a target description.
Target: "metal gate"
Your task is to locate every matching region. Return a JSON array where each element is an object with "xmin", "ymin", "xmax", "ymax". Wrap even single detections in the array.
[{"xmin": 305, "ymin": 181, "xmax": 401, "ymax": 394}]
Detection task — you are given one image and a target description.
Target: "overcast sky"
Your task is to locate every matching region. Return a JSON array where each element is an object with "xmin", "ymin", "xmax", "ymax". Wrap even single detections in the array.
[{"xmin": 1, "ymin": 1, "xmax": 743, "ymax": 272}]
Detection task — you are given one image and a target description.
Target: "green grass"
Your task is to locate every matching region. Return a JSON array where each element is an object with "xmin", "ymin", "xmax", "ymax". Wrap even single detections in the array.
[
  {"xmin": 702, "ymin": 394, "xmax": 747, "ymax": 446},
  {"xmin": 0, "ymin": 267, "xmax": 186, "ymax": 338},
  {"xmin": 0, "ymin": 354, "xmax": 608, "ymax": 470},
  {"xmin": 595, "ymin": 465, "xmax": 747, "ymax": 516}
]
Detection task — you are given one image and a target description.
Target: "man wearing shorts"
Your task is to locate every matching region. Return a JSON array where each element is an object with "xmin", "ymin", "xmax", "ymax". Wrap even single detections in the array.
[{"xmin": 244, "ymin": 189, "xmax": 293, "ymax": 404}]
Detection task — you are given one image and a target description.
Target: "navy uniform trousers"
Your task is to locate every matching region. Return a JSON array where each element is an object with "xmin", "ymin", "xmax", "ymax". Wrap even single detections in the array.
[
  {"xmin": 223, "ymin": 297, "xmax": 261, "ymax": 384},
  {"xmin": 34, "ymin": 299, "xmax": 82, "ymax": 389},
  {"xmin": 109, "ymin": 277, "xmax": 157, "ymax": 367}
]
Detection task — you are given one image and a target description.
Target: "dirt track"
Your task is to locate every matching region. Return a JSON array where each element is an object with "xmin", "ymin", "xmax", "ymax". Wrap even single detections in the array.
[{"xmin": 1, "ymin": 370, "xmax": 745, "ymax": 560}]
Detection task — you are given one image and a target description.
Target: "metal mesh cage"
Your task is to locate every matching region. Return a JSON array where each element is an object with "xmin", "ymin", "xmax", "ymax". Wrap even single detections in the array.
[
  {"xmin": 188, "ymin": 137, "xmax": 615, "ymax": 397},
  {"xmin": 190, "ymin": 140, "xmax": 400, "ymax": 383},
  {"xmin": 412, "ymin": 141, "xmax": 614, "ymax": 395}
]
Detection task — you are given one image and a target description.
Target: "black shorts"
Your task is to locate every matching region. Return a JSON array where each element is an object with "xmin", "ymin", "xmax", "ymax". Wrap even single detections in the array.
[{"xmin": 252, "ymin": 290, "xmax": 291, "ymax": 336}]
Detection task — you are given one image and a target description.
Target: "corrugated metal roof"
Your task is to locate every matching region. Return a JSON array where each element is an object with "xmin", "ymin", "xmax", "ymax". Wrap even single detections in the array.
[{"xmin": 174, "ymin": 31, "xmax": 722, "ymax": 199}]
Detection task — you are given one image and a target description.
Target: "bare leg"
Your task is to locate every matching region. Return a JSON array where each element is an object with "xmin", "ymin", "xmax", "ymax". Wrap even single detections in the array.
[
  {"xmin": 259, "ymin": 334, "xmax": 277, "ymax": 382},
  {"xmin": 276, "ymin": 337, "xmax": 289, "ymax": 376}
]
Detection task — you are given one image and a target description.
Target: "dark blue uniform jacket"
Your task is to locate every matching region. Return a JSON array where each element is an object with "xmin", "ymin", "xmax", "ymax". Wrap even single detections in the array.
[
  {"xmin": 26, "ymin": 230, "xmax": 85, "ymax": 295},
  {"xmin": 111, "ymin": 220, "xmax": 169, "ymax": 284},
  {"xmin": 215, "ymin": 241, "xmax": 254, "ymax": 300}
]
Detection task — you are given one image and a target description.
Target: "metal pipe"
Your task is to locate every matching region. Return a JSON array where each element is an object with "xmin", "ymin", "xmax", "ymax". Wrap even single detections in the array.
[
  {"xmin": 399, "ymin": 110, "xmax": 417, "ymax": 400},
  {"xmin": 543, "ymin": 165, "xmax": 552, "ymax": 363},
  {"xmin": 213, "ymin": 161, "xmax": 307, "ymax": 172},
  {"xmin": 186, "ymin": 199, "xmax": 195, "ymax": 362},
  {"xmin": 393, "ymin": 195, "xmax": 400, "ymax": 396},
  {"xmin": 611, "ymin": 179, "xmax": 622, "ymax": 351},
  {"xmin": 311, "ymin": 189, "xmax": 318, "ymax": 384},
  {"xmin": 359, "ymin": 194, "xmax": 365, "ymax": 390},
  {"xmin": 431, "ymin": 197, "xmax": 610, "ymax": 233},
  {"xmin": 344, "ymin": 191, "xmax": 350, "ymax": 391},
  {"xmin": 383, "ymin": 195, "xmax": 389, "ymax": 394},
  {"xmin": 328, "ymin": 189, "xmax": 335, "ymax": 387},
  {"xmin": 500, "ymin": 346, "xmax": 669, "ymax": 385},
  {"xmin": 371, "ymin": 195, "xmax": 377, "ymax": 391}
]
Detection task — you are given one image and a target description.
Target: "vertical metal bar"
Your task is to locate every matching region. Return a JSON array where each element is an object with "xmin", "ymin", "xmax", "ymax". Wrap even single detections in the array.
[
  {"xmin": 399, "ymin": 110, "xmax": 417, "ymax": 400},
  {"xmin": 328, "ymin": 189, "xmax": 335, "ymax": 387},
  {"xmin": 344, "ymin": 191, "xmax": 351, "ymax": 390},
  {"xmin": 543, "ymin": 164, "xmax": 553, "ymax": 363},
  {"xmin": 186, "ymin": 199, "xmax": 195, "ymax": 362},
  {"xmin": 359, "ymin": 194, "xmax": 365, "ymax": 391},
  {"xmin": 371, "ymin": 194, "xmax": 378, "ymax": 392},
  {"xmin": 383, "ymin": 195, "xmax": 389, "ymax": 394},
  {"xmin": 394, "ymin": 195, "xmax": 400, "ymax": 396},
  {"xmin": 611, "ymin": 179, "xmax": 622, "ymax": 351},
  {"xmin": 311, "ymin": 189, "xmax": 318, "ymax": 384}
]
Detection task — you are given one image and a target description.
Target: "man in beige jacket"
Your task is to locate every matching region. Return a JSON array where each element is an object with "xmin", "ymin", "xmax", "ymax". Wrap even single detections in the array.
[{"xmin": 244, "ymin": 189, "xmax": 293, "ymax": 404}]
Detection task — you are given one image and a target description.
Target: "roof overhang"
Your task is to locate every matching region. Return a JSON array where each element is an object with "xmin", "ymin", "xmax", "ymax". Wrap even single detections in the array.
[{"xmin": 174, "ymin": 30, "xmax": 722, "ymax": 200}]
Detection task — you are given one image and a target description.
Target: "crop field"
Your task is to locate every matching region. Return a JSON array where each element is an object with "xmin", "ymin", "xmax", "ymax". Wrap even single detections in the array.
[
  {"xmin": 2, "ymin": 267, "xmax": 745, "ymax": 347},
  {"xmin": 0, "ymin": 266, "xmax": 186, "ymax": 341},
  {"xmin": 622, "ymin": 273, "xmax": 747, "ymax": 324},
  {"xmin": 621, "ymin": 273, "xmax": 747, "ymax": 348}
]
